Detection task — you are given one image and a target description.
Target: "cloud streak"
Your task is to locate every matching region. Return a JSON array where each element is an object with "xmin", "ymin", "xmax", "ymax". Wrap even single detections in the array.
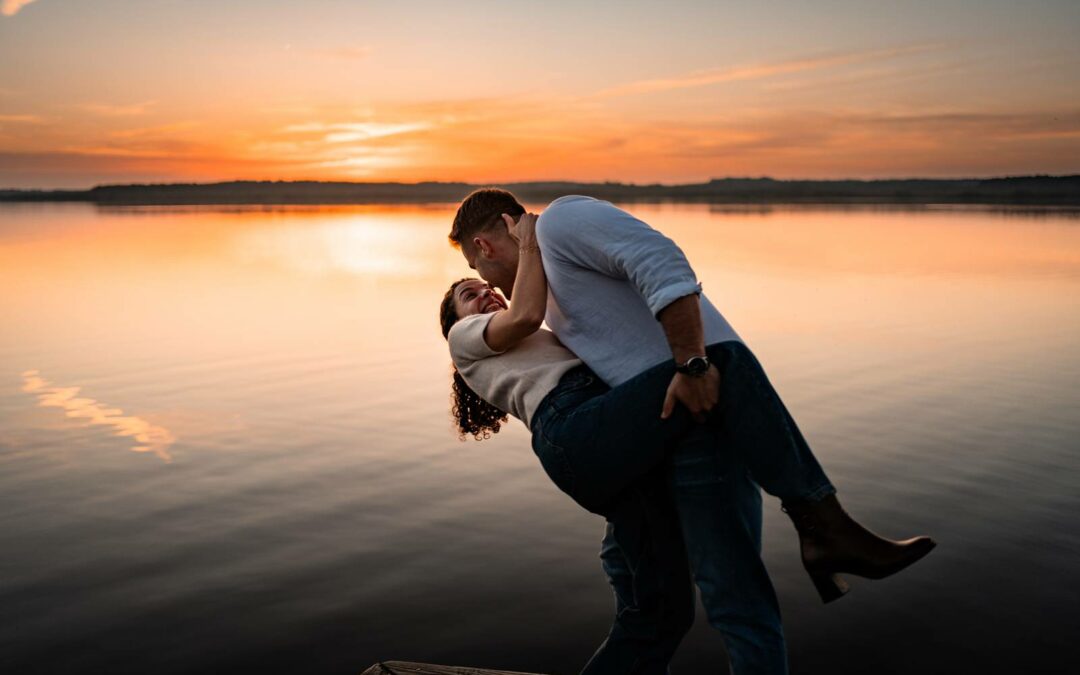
[
  {"xmin": 598, "ymin": 43, "xmax": 944, "ymax": 97},
  {"xmin": 283, "ymin": 121, "xmax": 431, "ymax": 142},
  {"xmin": 4, "ymin": 93, "xmax": 1077, "ymax": 187},
  {"xmin": 77, "ymin": 100, "xmax": 158, "ymax": 117},
  {"xmin": 1, "ymin": 0, "xmax": 39, "ymax": 17},
  {"xmin": 0, "ymin": 114, "xmax": 43, "ymax": 123}
]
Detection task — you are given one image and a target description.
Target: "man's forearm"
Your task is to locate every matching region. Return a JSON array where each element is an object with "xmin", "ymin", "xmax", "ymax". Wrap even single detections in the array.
[{"xmin": 657, "ymin": 294, "xmax": 705, "ymax": 363}]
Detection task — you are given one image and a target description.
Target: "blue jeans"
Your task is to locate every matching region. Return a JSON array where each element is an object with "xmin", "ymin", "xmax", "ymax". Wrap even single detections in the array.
[
  {"xmin": 585, "ymin": 469, "xmax": 696, "ymax": 675},
  {"xmin": 531, "ymin": 341, "xmax": 835, "ymax": 674}
]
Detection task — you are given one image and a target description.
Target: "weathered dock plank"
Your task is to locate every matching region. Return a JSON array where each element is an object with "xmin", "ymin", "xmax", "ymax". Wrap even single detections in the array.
[{"xmin": 361, "ymin": 661, "xmax": 548, "ymax": 675}]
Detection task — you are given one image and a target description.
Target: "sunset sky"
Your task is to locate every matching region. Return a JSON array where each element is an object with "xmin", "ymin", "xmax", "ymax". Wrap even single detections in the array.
[{"xmin": 1, "ymin": 0, "xmax": 1078, "ymax": 188}]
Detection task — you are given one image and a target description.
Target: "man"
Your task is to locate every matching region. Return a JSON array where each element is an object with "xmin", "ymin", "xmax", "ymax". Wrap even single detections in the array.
[
  {"xmin": 449, "ymin": 189, "xmax": 792, "ymax": 674},
  {"xmin": 449, "ymin": 189, "xmax": 935, "ymax": 674}
]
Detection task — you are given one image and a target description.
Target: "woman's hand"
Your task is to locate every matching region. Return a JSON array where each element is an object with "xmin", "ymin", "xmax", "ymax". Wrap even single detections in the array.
[
  {"xmin": 481, "ymin": 211, "xmax": 547, "ymax": 352},
  {"xmin": 504, "ymin": 212, "xmax": 539, "ymax": 248}
]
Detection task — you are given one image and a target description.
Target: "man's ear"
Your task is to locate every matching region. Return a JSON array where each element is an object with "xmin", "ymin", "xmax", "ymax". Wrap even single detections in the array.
[{"xmin": 473, "ymin": 235, "xmax": 494, "ymax": 258}]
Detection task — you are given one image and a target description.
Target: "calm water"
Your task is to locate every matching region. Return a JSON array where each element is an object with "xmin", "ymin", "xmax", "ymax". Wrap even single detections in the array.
[{"xmin": 2, "ymin": 202, "xmax": 1079, "ymax": 674}]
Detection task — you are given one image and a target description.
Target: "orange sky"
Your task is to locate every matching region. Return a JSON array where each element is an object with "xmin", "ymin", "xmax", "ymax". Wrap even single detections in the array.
[{"xmin": 1, "ymin": 1, "xmax": 1078, "ymax": 187}]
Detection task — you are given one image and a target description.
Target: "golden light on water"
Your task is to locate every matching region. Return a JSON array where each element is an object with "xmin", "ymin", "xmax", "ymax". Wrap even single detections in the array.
[
  {"xmin": 232, "ymin": 210, "xmax": 452, "ymax": 279},
  {"xmin": 20, "ymin": 369, "xmax": 176, "ymax": 462},
  {"xmin": 3, "ymin": 204, "xmax": 1078, "ymax": 470}
]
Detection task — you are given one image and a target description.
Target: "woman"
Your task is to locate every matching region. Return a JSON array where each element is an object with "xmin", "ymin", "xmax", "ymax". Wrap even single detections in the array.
[{"xmin": 439, "ymin": 212, "xmax": 935, "ymax": 605}]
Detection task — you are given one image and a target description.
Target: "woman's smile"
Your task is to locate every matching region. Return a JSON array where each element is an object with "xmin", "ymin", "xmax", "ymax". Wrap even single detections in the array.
[{"xmin": 453, "ymin": 280, "xmax": 508, "ymax": 317}]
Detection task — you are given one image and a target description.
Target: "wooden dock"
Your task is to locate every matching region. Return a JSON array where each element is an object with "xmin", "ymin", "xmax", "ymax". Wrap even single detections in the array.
[{"xmin": 361, "ymin": 662, "xmax": 548, "ymax": 675}]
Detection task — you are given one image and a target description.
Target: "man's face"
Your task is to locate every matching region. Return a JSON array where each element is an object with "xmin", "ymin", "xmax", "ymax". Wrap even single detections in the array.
[{"xmin": 462, "ymin": 234, "xmax": 519, "ymax": 298}]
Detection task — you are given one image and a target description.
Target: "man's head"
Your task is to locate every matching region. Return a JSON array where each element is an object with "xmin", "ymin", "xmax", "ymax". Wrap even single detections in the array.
[{"xmin": 449, "ymin": 188, "xmax": 525, "ymax": 297}]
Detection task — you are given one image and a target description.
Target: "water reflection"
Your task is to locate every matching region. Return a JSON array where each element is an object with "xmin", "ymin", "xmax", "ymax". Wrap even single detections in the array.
[
  {"xmin": 1, "ymin": 203, "xmax": 1078, "ymax": 675},
  {"xmin": 20, "ymin": 369, "xmax": 176, "ymax": 462},
  {"xmin": 233, "ymin": 218, "xmax": 430, "ymax": 277}
]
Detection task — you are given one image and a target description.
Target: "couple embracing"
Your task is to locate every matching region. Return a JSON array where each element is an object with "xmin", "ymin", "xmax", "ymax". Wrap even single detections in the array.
[{"xmin": 438, "ymin": 189, "xmax": 935, "ymax": 674}]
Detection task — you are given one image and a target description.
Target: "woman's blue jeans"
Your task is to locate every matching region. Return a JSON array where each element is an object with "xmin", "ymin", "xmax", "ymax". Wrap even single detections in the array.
[{"xmin": 531, "ymin": 341, "xmax": 835, "ymax": 675}]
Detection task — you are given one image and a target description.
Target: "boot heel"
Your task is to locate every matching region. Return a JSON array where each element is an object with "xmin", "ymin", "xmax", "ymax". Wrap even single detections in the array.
[{"xmin": 811, "ymin": 572, "xmax": 850, "ymax": 603}]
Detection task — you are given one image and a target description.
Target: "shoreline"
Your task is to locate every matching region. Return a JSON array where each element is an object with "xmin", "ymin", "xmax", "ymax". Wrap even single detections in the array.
[{"xmin": 2, "ymin": 176, "xmax": 1079, "ymax": 206}]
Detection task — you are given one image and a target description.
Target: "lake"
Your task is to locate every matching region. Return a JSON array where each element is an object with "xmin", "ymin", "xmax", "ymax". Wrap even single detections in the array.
[{"xmin": 2, "ymin": 201, "xmax": 1078, "ymax": 674}]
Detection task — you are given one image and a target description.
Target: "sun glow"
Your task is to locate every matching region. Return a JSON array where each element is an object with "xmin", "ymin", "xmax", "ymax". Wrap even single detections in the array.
[{"xmin": 0, "ymin": 2, "xmax": 1077, "ymax": 187}]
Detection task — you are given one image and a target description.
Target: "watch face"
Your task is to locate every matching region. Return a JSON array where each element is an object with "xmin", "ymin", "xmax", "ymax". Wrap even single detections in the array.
[{"xmin": 686, "ymin": 356, "xmax": 709, "ymax": 375}]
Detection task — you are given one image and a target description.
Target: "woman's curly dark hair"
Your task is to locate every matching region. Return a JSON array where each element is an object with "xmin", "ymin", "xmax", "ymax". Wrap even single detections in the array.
[{"xmin": 440, "ymin": 278, "xmax": 510, "ymax": 441}]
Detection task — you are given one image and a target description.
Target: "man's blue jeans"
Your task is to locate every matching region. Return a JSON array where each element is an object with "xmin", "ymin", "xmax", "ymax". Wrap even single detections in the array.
[
  {"xmin": 531, "ymin": 341, "xmax": 835, "ymax": 674},
  {"xmin": 582, "ymin": 468, "xmax": 696, "ymax": 674}
]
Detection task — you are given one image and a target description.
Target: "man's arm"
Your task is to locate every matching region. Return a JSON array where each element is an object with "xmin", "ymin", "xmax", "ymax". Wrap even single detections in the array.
[
  {"xmin": 657, "ymin": 295, "xmax": 719, "ymax": 421},
  {"xmin": 539, "ymin": 198, "xmax": 720, "ymax": 420},
  {"xmin": 537, "ymin": 198, "xmax": 700, "ymax": 317}
]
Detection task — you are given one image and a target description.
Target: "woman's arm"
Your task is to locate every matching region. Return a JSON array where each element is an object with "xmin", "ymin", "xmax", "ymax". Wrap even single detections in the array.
[{"xmin": 484, "ymin": 212, "xmax": 546, "ymax": 352}]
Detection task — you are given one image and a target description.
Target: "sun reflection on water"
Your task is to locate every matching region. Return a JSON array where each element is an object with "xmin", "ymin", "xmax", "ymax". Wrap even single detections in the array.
[
  {"xmin": 20, "ymin": 370, "xmax": 176, "ymax": 462},
  {"xmin": 232, "ymin": 214, "xmax": 443, "ymax": 278}
]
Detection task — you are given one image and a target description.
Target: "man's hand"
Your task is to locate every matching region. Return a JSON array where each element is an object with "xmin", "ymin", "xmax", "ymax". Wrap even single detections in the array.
[{"xmin": 661, "ymin": 366, "xmax": 720, "ymax": 422}]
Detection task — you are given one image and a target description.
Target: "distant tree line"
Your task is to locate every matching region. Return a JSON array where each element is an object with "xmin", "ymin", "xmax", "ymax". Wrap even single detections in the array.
[{"xmin": 2, "ymin": 176, "xmax": 1079, "ymax": 205}]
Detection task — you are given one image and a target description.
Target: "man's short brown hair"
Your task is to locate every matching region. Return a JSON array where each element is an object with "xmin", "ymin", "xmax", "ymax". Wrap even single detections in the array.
[{"xmin": 449, "ymin": 188, "xmax": 525, "ymax": 249}]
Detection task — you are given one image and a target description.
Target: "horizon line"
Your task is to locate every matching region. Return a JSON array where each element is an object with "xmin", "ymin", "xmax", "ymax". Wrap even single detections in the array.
[{"xmin": 4, "ymin": 173, "xmax": 1080, "ymax": 193}]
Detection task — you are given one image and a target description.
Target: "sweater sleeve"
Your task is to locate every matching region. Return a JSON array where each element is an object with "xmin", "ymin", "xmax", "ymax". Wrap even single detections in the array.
[
  {"xmin": 447, "ymin": 312, "xmax": 504, "ymax": 368},
  {"xmin": 537, "ymin": 196, "xmax": 702, "ymax": 318}
]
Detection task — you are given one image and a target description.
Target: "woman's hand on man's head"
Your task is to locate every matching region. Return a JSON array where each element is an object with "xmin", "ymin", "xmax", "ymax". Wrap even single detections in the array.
[{"xmin": 504, "ymin": 212, "xmax": 538, "ymax": 246}]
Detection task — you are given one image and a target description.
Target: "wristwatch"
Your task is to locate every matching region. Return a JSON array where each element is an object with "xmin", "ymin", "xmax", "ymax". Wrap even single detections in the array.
[{"xmin": 675, "ymin": 355, "xmax": 710, "ymax": 377}]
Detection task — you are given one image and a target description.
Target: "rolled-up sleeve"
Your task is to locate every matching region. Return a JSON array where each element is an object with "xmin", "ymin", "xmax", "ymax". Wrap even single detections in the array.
[{"xmin": 537, "ymin": 196, "xmax": 702, "ymax": 318}]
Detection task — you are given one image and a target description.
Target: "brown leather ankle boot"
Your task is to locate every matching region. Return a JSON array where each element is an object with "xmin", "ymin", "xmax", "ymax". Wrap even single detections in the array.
[{"xmin": 782, "ymin": 494, "xmax": 936, "ymax": 603}]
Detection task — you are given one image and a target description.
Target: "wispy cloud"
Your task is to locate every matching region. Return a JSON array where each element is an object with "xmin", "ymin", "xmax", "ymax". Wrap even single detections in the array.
[
  {"xmin": 1, "ymin": 0, "xmax": 39, "ymax": 17},
  {"xmin": 5, "ymin": 89, "xmax": 1076, "ymax": 186},
  {"xmin": 283, "ymin": 120, "xmax": 431, "ymax": 142},
  {"xmin": 760, "ymin": 60, "xmax": 971, "ymax": 95},
  {"xmin": 0, "ymin": 113, "xmax": 43, "ymax": 123},
  {"xmin": 612, "ymin": 107, "xmax": 1080, "ymax": 178},
  {"xmin": 108, "ymin": 121, "xmax": 200, "ymax": 139},
  {"xmin": 598, "ymin": 43, "xmax": 944, "ymax": 97},
  {"xmin": 59, "ymin": 122, "xmax": 209, "ymax": 159},
  {"xmin": 850, "ymin": 110, "xmax": 1080, "ymax": 141},
  {"xmin": 260, "ymin": 119, "xmax": 437, "ymax": 175},
  {"xmin": 77, "ymin": 100, "xmax": 158, "ymax": 117},
  {"xmin": 326, "ymin": 124, "xmax": 430, "ymax": 143},
  {"xmin": 254, "ymin": 96, "xmax": 610, "ymax": 178}
]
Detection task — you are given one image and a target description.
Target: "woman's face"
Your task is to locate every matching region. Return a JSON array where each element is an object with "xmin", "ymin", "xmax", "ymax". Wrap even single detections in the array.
[{"xmin": 453, "ymin": 279, "xmax": 508, "ymax": 318}]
